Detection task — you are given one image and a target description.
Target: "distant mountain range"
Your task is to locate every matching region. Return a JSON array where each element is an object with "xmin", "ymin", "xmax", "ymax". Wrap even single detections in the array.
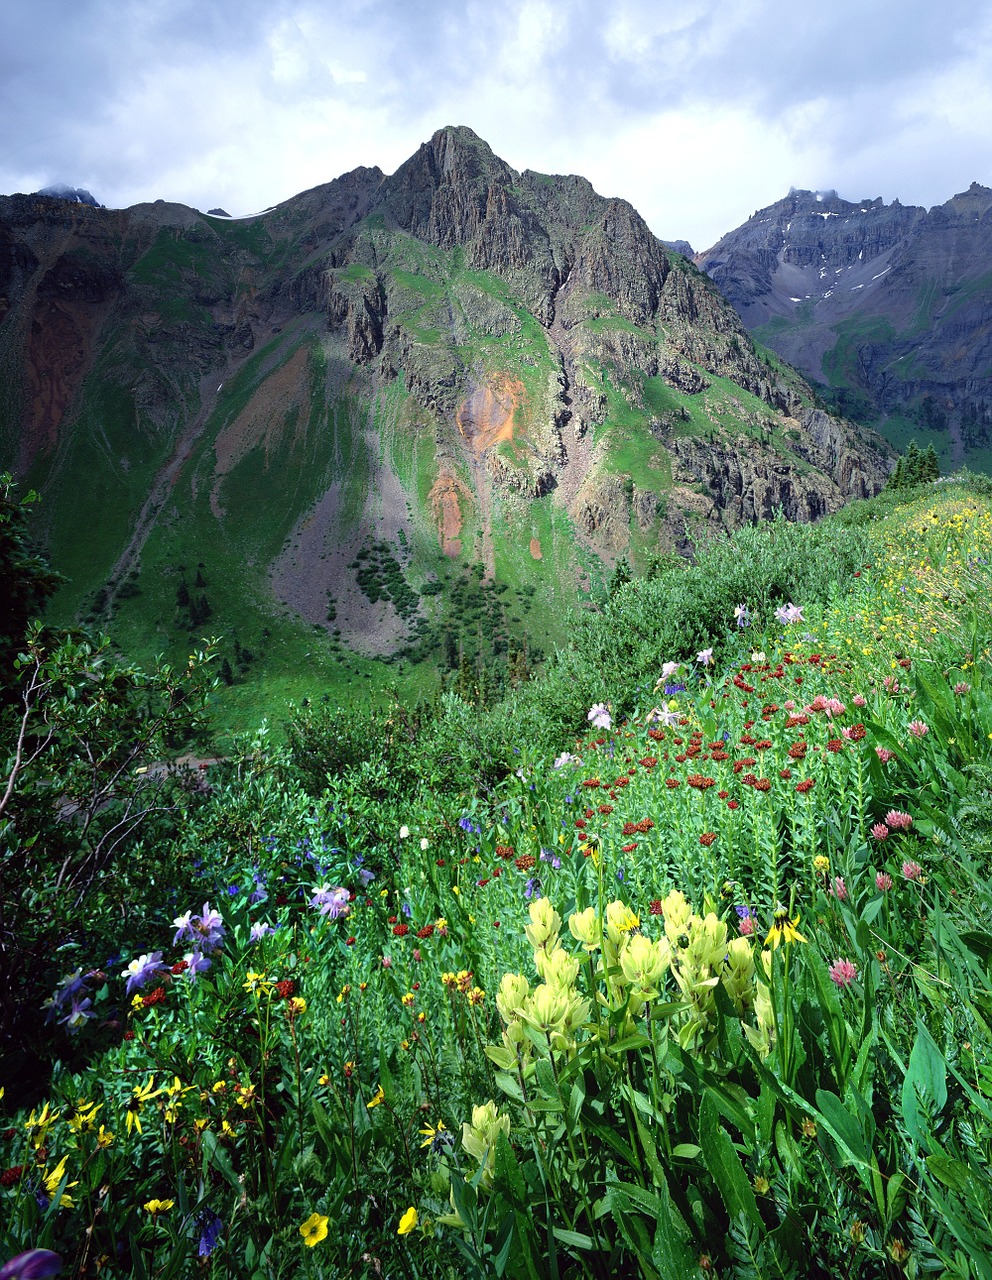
[
  {"xmin": 0, "ymin": 128, "xmax": 890, "ymax": 682},
  {"xmin": 697, "ymin": 183, "xmax": 992, "ymax": 471}
]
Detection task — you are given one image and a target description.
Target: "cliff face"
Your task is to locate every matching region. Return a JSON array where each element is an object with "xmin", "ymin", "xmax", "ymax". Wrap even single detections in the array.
[
  {"xmin": 0, "ymin": 127, "xmax": 891, "ymax": 661},
  {"xmin": 697, "ymin": 184, "xmax": 992, "ymax": 465}
]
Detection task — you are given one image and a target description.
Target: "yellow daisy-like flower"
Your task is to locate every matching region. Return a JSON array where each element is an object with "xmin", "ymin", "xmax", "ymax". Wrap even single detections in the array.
[
  {"xmin": 143, "ymin": 1198, "xmax": 174, "ymax": 1215},
  {"xmin": 764, "ymin": 908, "xmax": 807, "ymax": 949},
  {"xmin": 419, "ymin": 1119, "xmax": 450, "ymax": 1149},
  {"xmin": 300, "ymin": 1212, "xmax": 329, "ymax": 1247},
  {"xmin": 96, "ymin": 1125, "xmax": 115, "ymax": 1148},
  {"xmin": 397, "ymin": 1206, "xmax": 418, "ymax": 1235},
  {"xmin": 366, "ymin": 1085, "xmax": 385, "ymax": 1109}
]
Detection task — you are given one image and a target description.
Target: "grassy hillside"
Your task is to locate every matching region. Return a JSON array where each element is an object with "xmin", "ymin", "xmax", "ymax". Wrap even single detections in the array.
[{"xmin": 5, "ymin": 474, "xmax": 992, "ymax": 1275}]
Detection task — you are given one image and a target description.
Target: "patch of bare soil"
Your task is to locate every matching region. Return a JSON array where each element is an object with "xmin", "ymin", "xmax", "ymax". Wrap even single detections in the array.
[
  {"xmin": 269, "ymin": 392, "xmax": 416, "ymax": 658},
  {"xmin": 529, "ymin": 537, "xmax": 543, "ymax": 559},
  {"xmin": 429, "ymin": 468, "xmax": 473, "ymax": 556},
  {"xmin": 456, "ymin": 373, "xmax": 526, "ymax": 452},
  {"xmin": 22, "ymin": 296, "xmax": 108, "ymax": 471}
]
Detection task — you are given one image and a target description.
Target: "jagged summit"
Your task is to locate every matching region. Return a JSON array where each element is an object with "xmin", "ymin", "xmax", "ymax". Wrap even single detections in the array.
[
  {"xmin": 0, "ymin": 130, "xmax": 890, "ymax": 674},
  {"xmin": 36, "ymin": 183, "xmax": 102, "ymax": 207},
  {"xmin": 696, "ymin": 180, "xmax": 992, "ymax": 469}
]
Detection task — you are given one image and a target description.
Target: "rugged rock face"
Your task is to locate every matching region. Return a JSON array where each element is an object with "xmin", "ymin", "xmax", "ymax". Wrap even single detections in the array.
[
  {"xmin": 0, "ymin": 127, "xmax": 892, "ymax": 654},
  {"xmin": 697, "ymin": 184, "xmax": 992, "ymax": 464}
]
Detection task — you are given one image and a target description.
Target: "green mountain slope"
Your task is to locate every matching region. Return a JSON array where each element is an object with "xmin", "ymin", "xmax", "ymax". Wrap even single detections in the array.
[{"xmin": 0, "ymin": 129, "xmax": 891, "ymax": 712}]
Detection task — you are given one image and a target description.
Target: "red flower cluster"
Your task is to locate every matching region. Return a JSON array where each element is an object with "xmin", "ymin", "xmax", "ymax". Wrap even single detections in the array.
[
  {"xmin": 392, "ymin": 924, "xmax": 410, "ymax": 937},
  {"xmin": 796, "ymin": 779, "xmax": 815, "ymax": 793},
  {"xmin": 495, "ymin": 845, "xmax": 515, "ymax": 859},
  {"xmin": 515, "ymin": 855, "xmax": 537, "ymax": 872},
  {"xmin": 686, "ymin": 774, "xmax": 716, "ymax": 790},
  {"xmin": 274, "ymin": 979, "xmax": 295, "ymax": 999},
  {"xmin": 699, "ymin": 833, "xmax": 717, "ymax": 847},
  {"xmin": 142, "ymin": 987, "xmax": 167, "ymax": 1008}
]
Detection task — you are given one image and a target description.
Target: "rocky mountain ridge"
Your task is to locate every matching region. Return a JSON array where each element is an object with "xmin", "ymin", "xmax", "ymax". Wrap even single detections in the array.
[
  {"xmin": 0, "ymin": 127, "xmax": 891, "ymax": 675},
  {"xmin": 697, "ymin": 183, "xmax": 992, "ymax": 467}
]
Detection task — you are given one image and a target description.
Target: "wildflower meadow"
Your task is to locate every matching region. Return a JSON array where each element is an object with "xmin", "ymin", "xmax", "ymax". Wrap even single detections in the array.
[{"xmin": 4, "ymin": 476, "xmax": 992, "ymax": 1278}]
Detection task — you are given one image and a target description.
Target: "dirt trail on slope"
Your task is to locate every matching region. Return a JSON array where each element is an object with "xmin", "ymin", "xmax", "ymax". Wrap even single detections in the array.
[{"xmin": 100, "ymin": 362, "xmax": 237, "ymax": 614}]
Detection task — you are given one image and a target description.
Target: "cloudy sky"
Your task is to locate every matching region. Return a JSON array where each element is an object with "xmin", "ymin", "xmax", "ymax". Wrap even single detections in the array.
[{"xmin": 3, "ymin": 0, "xmax": 992, "ymax": 250}]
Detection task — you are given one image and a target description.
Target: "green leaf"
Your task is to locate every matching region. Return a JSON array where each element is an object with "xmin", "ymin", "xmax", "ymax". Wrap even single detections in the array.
[
  {"xmin": 201, "ymin": 1128, "xmax": 241, "ymax": 1189},
  {"xmin": 901, "ymin": 1022, "xmax": 947, "ymax": 1143},
  {"xmin": 925, "ymin": 1155, "xmax": 972, "ymax": 1193},
  {"xmin": 698, "ymin": 1091, "xmax": 761, "ymax": 1227},
  {"xmin": 813, "ymin": 1089, "xmax": 870, "ymax": 1167},
  {"xmin": 551, "ymin": 1228, "xmax": 594, "ymax": 1249}
]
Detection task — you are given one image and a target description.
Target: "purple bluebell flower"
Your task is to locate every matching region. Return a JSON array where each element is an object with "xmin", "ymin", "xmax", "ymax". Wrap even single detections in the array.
[
  {"xmin": 664, "ymin": 683, "xmax": 686, "ymax": 695},
  {"xmin": 121, "ymin": 952, "xmax": 166, "ymax": 996},
  {"xmin": 401, "ymin": 902, "xmax": 412, "ymax": 917},
  {"xmin": 616, "ymin": 867, "xmax": 625, "ymax": 883},
  {"xmin": 458, "ymin": 816, "xmax": 473, "ymax": 832},
  {"xmin": 735, "ymin": 905, "xmax": 752, "ymax": 920},
  {"xmin": 197, "ymin": 1210, "xmax": 224, "ymax": 1258},
  {"xmin": 0, "ymin": 1250, "xmax": 62, "ymax": 1279},
  {"xmin": 524, "ymin": 878, "xmax": 542, "ymax": 899},
  {"xmin": 358, "ymin": 868, "xmax": 375, "ymax": 887}
]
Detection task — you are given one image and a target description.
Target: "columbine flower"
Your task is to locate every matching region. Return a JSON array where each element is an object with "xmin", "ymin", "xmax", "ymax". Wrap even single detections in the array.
[
  {"xmin": 587, "ymin": 702, "xmax": 612, "ymax": 730},
  {"xmin": 660, "ymin": 660, "xmax": 680, "ymax": 678},
  {"xmin": 192, "ymin": 903, "xmax": 225, "ymax": 950},
  {"xmin": 734, "ymin": 603, "xmax": 750, "ymax": 628},
  {"xmin": 300, "ymin": 1213, "xmax": 329, "ymax": 1247},
  {"xmin": 553, "ymin": 751, "xmax": 579, "ymax": 769},
  {"xmin": 184, "ymin": 951, "xmax": 212, "ymax": 980},
  {"xmin": 774, "ymin": 602, "xmax": 804, "ymax": 625},
  {"xmin": 764, "ymin": 908, "xmax": 807, "ymax": 949},
  {"xmin": 829, "ymin": 958, "xmax": 858, "ymax": 988},
  {"xmin": 121, "ymin": 953, "xmax": 166, "ymax": 996},
  {"xmin": 696, "ymin": 648, "xmax": 714, "ymax": 666},
  {"xmin": 309, "ymin": 885, "xmax": 351, "ymax": 918},
  {"xmin": 249, "ymin": 921, "xmax": 276, "ymax": 943},
  {"xmin": 397, "ymin": 1206, "xmax": 418, "ymax": 1236}
]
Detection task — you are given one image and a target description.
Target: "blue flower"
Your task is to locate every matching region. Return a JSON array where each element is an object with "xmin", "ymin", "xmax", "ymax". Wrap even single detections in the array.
[{"xmin": 197, "ymin": 1210, "xmax": 224, "ymax": 1258}]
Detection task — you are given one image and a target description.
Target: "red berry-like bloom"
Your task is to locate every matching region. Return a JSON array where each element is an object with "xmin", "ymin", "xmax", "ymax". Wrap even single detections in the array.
[
  {"xmin": 621, "ymin": 842, "xmax": 638, "ymax": 853},
  {"xmin": 275, "ymin": 980, "xmax": 295, "ymax": 999},
  {"xmin": 141, "ymin": 987, "xmax": 167, "ymax": 1008},
  {"xmin": 699, "ymin": 833, "xmax": 717, "ymax": 847},
  {"xmin": 392, "ymin": 924, "xmax": 410, "ymax": 937},
  {"xmin": 795, "ymin": 779, "xmax": 815, "ymax": 793}
]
